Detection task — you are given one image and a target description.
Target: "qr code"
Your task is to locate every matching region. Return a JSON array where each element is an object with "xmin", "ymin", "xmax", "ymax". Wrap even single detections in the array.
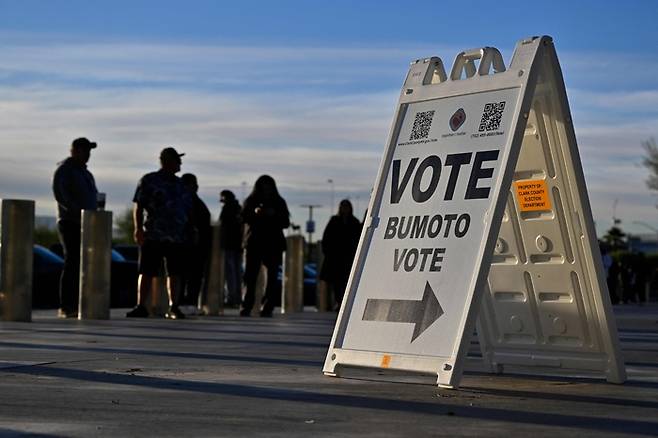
[
  {"xmin": 478, "ymin": 101, "xmax": 506, "ymax": 132},
  {"xmin": 409, "ymin": 110, "xmax": 435, "ymax": 140}
]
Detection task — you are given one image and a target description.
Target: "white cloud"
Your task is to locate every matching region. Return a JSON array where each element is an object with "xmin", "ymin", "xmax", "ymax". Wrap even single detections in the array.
[
  {"xmin": 571, "ymin": 89, "xmax": 658, "ymax": 113},
  {"xmin": 560, "ymin": 50, "xmax": 658, "ymax": 92},
  {"xmin": 0, "ymin": 83, "xmax": 393, "ymax": 228},
  {"xmin": 0, "ymin": 40, "xmax": 453, "ymax": 89},
  {"xmin": 1, "ymin": 37, "xmax": 657, "ymax": 235}
]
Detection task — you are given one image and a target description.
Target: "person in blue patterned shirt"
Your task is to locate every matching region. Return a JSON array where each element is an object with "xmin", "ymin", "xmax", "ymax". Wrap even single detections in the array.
[{"xmin": 126, "ymin": 147, "xmax": 193, "ymax": 319}]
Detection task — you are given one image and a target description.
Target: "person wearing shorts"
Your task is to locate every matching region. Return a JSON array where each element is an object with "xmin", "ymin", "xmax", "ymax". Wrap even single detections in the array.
[{"xmin": 126, "ymin": 147, "xmax": 192, "ymax": 319}]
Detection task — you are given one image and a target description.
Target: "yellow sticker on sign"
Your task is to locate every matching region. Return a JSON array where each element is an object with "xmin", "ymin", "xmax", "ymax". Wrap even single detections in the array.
[{"xmin": 514, "ymin": 179, "xmax": 552, "ymax": 212}]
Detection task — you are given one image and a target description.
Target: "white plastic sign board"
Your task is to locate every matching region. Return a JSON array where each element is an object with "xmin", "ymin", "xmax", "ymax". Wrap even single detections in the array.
[{"xmin": 323, "ymin": 36, "xmax": 625, "ymax": 389}]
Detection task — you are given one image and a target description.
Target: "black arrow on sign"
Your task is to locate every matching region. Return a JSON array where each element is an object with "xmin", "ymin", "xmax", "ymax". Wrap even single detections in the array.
[{"xmin": 362, "ymin": 281, "xmax": 444, "ymax": 342}]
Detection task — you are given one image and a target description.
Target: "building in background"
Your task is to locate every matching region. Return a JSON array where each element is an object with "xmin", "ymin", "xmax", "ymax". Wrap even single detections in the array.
[
  {"xmin": 35, "ymin": 215, "xmax": 57, "ymax": 230},
  {"xmin": 627, "ymin": 234, "xmax": 658, "ymax": 255}
]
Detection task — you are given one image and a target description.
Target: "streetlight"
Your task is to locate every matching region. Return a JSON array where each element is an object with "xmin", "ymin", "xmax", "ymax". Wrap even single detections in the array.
[{"xmin": 301, "ymin": 204, "xmax": 322, "ymax": 245}]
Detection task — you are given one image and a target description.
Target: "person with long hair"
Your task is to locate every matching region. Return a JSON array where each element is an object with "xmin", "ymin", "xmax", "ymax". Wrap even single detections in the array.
[
  {"xmin": 320, "ymin": 199, "xmax": 362, "ymax": 309},
  {"xmin": 240, "ymin": 175, "xmax": 290, "ymax": 317}
]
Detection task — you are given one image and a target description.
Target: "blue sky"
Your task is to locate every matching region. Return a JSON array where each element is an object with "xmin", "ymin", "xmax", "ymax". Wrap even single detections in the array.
[{"xmin": 1, "ymin": 0, "xmax": 657, "ymax": 236}]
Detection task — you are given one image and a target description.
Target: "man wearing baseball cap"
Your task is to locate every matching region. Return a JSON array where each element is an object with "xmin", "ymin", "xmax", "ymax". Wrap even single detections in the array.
[
  {"xmin": 127, "ymin": 147, "xmax": 193, "ymax": 319},
  {"xmin": 52, "ymin": 137, "xmax": 99, "ymax": 318}
]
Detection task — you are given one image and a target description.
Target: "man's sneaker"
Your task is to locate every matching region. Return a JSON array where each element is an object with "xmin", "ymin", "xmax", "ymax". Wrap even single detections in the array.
[
  {"xmin": 126, "ymin": 305, "xmax": 148, "ymax": 318},
  {"xmin": 57, "ymin": 308, "xmax": 78, "ymax": 319},
  {"xmin": 239, "ymin": 308, "xmax": 251, "ymax": 317},
  {"xmin": 165, "ymin": 306, "xmax": 185, "ymax": 320}
]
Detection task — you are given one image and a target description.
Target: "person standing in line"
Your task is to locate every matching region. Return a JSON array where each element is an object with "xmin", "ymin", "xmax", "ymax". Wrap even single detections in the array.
[
  {"xmin": 240, "ymin": 175, "xmax": 290, "ymax": 317},
  {"xmin": 621, "ymin": 256, "xmax": 635, "ymax": 305},
  {"xmin": 632, "ymin": 252, "xmax": 648, "ymax": 306},
  {"xmin": 601, "ymin": 244, "xmax": 619, "ymax": 305},
  {"xmin": 180, "ymin": 173, "xmax": 211, "ymax": 308},
  {"xmin": 607, "ymin": 257, "xmax": 621, "ymax": 305},
  {"xmin": 219, "ymin": 190, "xmax": 243, "ymax": 307},
  {"xmin": 52, "ymin": 137, "xmax": 99, "ymax": 318},
  {"xmin": 320, "ymin": 199, "xmax": 362, "ymax": 310},
  {"xmin": 126, "ymin": 147, "xmax": 192, "ymax": 319}
]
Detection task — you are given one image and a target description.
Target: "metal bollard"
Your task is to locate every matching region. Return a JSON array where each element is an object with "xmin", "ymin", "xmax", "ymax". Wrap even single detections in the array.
[
  {"xmin": 78, "ymin": 210, "xmax": 112, "ymax": 319},
  {"xmin": 282, "ymin": 235, "xmax": 304, "ymax": 313},
  {"xmin": 203, "ymin": 224, "xmax": 225, "ymax": 316},
  {"xmin": 0, "ymin": 199, "xmax": 34, "ymax": 322},
  {"xmin": 316, "ymin": 280, "xmax": 331, "ymax": 312}
]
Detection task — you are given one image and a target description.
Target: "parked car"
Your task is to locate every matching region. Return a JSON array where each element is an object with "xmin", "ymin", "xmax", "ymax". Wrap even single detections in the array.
[
  {"xmin": 110, "ymin": 249, "xmax": 138, "ymax": 308},
  {"xmin": 48, "ymin": 243, "xmax": 137, "ymax": 308},
  {"xmin": 33, "ymin": 245, "xmax": 64, "ymax": 308},
  {"xmin": 113, "ymin": 244, "xmax": 138, "ymax": 262},
  {"xmin": 275, "ymin": 263, "xmax": 318, "ymax": 307},
  {"xmin": 303, "ymin": 264, "xmax": 318, "ymax": 306}
]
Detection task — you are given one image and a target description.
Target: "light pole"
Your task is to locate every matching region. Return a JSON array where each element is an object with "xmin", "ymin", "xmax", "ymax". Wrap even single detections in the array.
[
  {"xmin": 327, "ymin": 178, "xmax": 335, "ymax": 212},
  {"xmin": 301, "ymin": 204, "xmax": 322, "ymax": 245}
]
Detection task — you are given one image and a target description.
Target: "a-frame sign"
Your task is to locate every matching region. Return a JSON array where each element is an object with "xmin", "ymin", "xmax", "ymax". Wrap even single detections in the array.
[{"xmin": 323, "ymin": 36, "xmax": 626, "ymax": 389}]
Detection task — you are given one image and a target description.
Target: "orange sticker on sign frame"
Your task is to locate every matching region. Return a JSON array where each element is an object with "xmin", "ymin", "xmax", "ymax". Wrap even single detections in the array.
[{"xmin": 514, "ymin": 179, "xmax": 551, "ymax": 212}]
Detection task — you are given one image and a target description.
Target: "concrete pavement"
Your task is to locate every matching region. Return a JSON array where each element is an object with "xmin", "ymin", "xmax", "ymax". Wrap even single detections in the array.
[{"xmin": 0, "ymin": 305, "xmax": 657, "ymax": 437}]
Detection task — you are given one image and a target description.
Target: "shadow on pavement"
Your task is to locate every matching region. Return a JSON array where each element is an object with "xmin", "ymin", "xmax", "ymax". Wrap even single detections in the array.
[
  {"xmin": 0, "ymin": 341, "xmax": 321, "ymax": 368},
  {"xmin": 25, "ymin": 329, "xmax": 329, "ymax": 350},
  {"xmin": 462, "ymin": 386, "xmax": 658, "ymax": 410},
  {"xmin": 2, "ymin": 365, "xmax": 657, "ymax": 436}
]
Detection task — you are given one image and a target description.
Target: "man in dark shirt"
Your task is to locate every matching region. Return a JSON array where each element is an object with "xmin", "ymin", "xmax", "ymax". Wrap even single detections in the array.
[
  {"xmin": 126, "ymin": 147, "xmax": 192, "ymax": 319},
  {"xmin": 180, "ymin": 173, "xmax": 211, "ymax": 308},
  {"xmin": 52, "ymin": 137, "xmax": 99, "ymax": 318},
  {"xmin": 219, "ymin": 190, "xmax": 243, "ymax": 306}
]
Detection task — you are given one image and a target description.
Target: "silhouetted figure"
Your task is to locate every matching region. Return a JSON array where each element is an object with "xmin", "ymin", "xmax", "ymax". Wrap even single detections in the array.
[
  {"xmin": 181, "ymin": 173, "xmax": 211, "ymax": 308},
  {"xmin": 52, "ymin": 137, "xmax": 99, "ymax": 318},
  {"xmin": 219, "ymin": 190, "xmax": 243, "ymax": 306},
  {"xmin": 320, "ymin": 199, "xmax": 362, "ymax": 309},
  {"xmin": 621, "ymin": 257, "xmax": 636, "ymax": 304},
  {"xmin": 601, "ymin": 244, "xmax": 619, "ymax": 304},
  {"xmin": 632, "ymin": 252, "xmax": 647, "ymax": 305},
  {"xmin": 127, "ymin": 147, "xmax": 193, "ymax": 319},
  {"xmin": 607, "ymin": 259, "xmax": 621, "ymax": 305},
  {"xmin": 240, "ymin": 175, "xmax": 290, "ymax": 317}
]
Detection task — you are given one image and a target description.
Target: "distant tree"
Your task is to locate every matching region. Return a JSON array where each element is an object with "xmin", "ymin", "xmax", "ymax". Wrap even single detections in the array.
[
  {"xmin": 603, "ymin": 226, "xmax": 627, "ymax": 251},
  {"xmin": 113, "ymin": 206, "xmax": 135, "ymax": 244},
  {"xmin": 34, "ymin": 226, "xmax": 60, "ymax": 249},
  {"xmin": 641, "ymin": 137, "xmax": 658, "ymax": 193}
]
